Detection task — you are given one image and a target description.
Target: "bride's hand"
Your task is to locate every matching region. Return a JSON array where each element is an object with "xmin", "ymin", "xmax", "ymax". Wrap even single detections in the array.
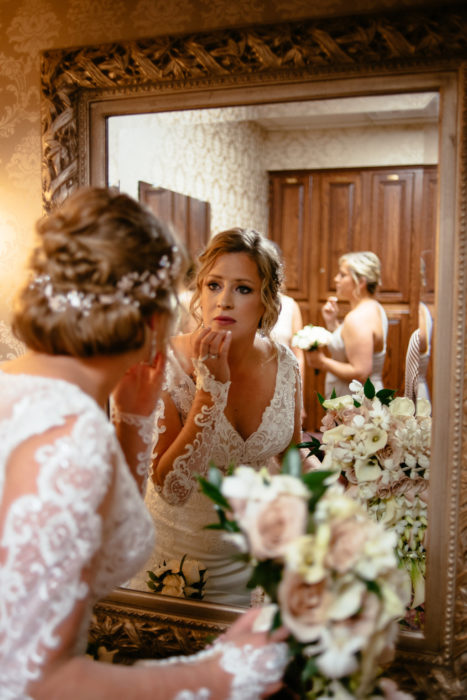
[
  {"xmin": 192, "ymin": 327, "xmax": 232, "ymax": 384},
  {"xmin": 212, "ymin": 608, "xmax": 289, "ymax": 699},
  {"xmin": 112, "ymin": 351, "xmax": 166, "ymax": 416}
]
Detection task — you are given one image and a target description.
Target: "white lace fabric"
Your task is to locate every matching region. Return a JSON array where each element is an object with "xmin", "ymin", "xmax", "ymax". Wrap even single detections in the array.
[
  {"xmin": 0, "ymin": 372, "xmax": 154, "ymax": 699},
  {"xmin": 158, "ymin": 342, "xmax": 298, "ymax": 505},
  {"xmin": 139, "ymin": 639, "xmax": 289, "ymax": 700}
]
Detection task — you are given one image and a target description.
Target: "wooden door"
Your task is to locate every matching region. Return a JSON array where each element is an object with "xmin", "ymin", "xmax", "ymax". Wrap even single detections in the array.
[
  {"xmin": 138, "ymin": 181, "xmax": 211, "ymax": 260},
  {"xmin": 269, "ymin": 166, "xmax": 437, "ymax": 432}
]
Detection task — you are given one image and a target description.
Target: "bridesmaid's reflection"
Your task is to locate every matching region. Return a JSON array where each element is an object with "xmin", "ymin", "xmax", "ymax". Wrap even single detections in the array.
[{"xmin": 128, "ymin": 228, "xmax": 302, "ymax": 605}]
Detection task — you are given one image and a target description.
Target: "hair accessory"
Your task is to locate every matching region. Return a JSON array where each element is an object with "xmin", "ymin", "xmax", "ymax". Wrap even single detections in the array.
[{"xmin": 28, "ymin": 247, "xmax": 181, "ymax": 317}]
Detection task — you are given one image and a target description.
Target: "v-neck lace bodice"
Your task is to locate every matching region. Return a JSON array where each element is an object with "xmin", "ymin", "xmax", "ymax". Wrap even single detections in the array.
[{"xmin": 164, "ymin": 341, "xmax": 298, "ymax": 471}]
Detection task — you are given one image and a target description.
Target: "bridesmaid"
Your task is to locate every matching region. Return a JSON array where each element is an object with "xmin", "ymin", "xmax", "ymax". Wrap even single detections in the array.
[{"xmin": 307, "ymin": 251, "xmax": 388, "ymax": 397}]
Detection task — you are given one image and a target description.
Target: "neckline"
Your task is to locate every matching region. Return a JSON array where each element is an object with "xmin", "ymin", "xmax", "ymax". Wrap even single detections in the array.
[{"xmin": 168, "ymin": 341, "xmax": 283, "ymax": 445}]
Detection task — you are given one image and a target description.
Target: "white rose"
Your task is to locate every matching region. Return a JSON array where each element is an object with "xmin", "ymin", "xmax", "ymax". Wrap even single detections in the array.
[
  {"xmin": 292, "ymin": 324, "xmax": 332, "ymax": 350},
  {"xmin": 416, "ymin": 398, "xmax": 431, "ymax": 417},
  {"xmin": 323, "ymin": 395, "xmax": 355, "ymax": 411},
  {"xmin": 389, "ymin": 397, "xmax": 415, "ymax": 417}
]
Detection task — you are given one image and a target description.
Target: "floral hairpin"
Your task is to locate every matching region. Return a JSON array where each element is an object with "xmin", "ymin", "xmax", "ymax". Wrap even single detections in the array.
[{"xmin": 29, "ymin": 246, "xmax": 181, "ymax": 317}]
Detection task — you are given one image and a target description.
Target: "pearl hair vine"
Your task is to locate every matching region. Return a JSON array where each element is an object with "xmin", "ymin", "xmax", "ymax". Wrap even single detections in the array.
[{"xmin": 28, "ymin": 247, "xmax": 181, "ymax": 317}]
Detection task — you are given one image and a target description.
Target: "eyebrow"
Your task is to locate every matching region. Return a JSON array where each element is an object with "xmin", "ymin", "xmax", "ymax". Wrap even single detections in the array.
[{"xmin": 206, "ymin": 274, "xmax": 256, "ymax": 284}]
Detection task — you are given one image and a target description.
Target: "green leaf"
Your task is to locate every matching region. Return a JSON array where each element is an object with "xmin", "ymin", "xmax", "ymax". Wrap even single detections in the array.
[
  {"xmin": 365, "ymin": 579, "xmax": 382, "ymax": 598},
  {"xmin": 197, "ymin": 474, "xmax": 231, "ymax": 510},
  {"xmin": 247, "ymin": 560, "xmax": 282, "ymax": 600},
  {"xmin": 297, "ymin": 436, "xmax": 322, "ymax": 459},
  {"xmin": 302, "ymin": 470, "xmax": 333, "ymax": 491},
  {"xmin": 271, "ymin": 607, "xmax": 282, "ymax": 631},
  {"xmin": 363, "ymin": 377, "xmax": 376, "ymax": 399},
  {"xmin": 376, "ymin": 388, "xmax": 396, "ymax": 405},
  {"xmin": 330, "ymin": 388, "xmax": 337, "ymax": 399},
  {"xmin": 281, "ymin": 445, "xmax": 302, "ymax": 477},
  {"xmin": 301, "ymin": 655, "xmax": 319, "ymax": 683},
  {"xmin": 317, "ymin": 392, "xmax": 325, "ymax": 406}
]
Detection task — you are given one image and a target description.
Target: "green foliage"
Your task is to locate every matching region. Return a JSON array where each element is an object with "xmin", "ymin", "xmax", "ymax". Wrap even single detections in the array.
[
  {"xmin": 363, "ymin": 377, "xmax": 376, "ymax": 399},
  {"xmin": 197, "ymin": 466, "xmax": 231, "ymax": 510},
  {"xmin": 247, "ymin": 559, "xmax": 283, "ymax": 600},
  {"xmin": 376, "ymin": 388, "xmax": 396, "ymax": 405},
  {"xmin": 297, "ymin": 435, "xmax": 322, "ymax": 459},
  {"xmin": 281, "ymin": 445, "xmax": 303, "ymax": 477},
  {"xmin": 302, "ymin": 470, "xmax": 334, "ymax": 512}
]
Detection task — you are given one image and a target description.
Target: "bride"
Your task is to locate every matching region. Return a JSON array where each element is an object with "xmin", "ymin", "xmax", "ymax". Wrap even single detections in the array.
[{"xmin": 129, "ymin": 228, "xmax": 303, "ymax": 605}]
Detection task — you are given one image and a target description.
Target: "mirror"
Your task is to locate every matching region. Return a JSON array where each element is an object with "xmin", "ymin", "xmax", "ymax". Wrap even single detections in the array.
[
  {"xmin": 40, "ymin": 6, "xmax": 467, "ymax": 694},
  {"xmin": 105, "ymin": 94, "xmax": 439, "ymax": 609}
]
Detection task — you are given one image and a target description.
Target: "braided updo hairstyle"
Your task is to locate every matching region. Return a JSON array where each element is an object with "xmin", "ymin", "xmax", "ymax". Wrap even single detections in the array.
[
  {"xmin": 190, "ymin": 228, "xmax": 284, "ymax": 335},
  {"xmin": 12, "ymin": 187, "xmax": 184, "ymax": 357}
]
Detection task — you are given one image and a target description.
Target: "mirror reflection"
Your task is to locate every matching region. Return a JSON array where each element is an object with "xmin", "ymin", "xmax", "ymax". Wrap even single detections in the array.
[{"xmin": 107, "ymin": 92, "xmax": 438, "ymax": 607}]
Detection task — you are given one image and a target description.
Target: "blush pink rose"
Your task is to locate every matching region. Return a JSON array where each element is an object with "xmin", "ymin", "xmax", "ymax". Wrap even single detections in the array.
[
  {"xmin": 325, "ymin": 517, "xmax": 369, "ymax": 573},
  {"xmin": 278, "ymin": 571, "xmax": 333, "ymax": 642},
  {"xmin": 246, "ymin": 494, "xmax": 308, "ymax": 560}
]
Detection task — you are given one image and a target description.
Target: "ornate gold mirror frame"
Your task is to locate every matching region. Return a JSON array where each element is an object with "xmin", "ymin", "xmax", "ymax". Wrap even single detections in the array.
[{"xmin": 40, "ymin": 5, "xmax": 467, "ymax": 695}]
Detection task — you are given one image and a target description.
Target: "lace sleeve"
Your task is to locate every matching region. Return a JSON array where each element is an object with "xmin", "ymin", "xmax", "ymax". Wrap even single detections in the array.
[
  {"xmin": 138, "ymin": 640, "xmax": 288, "ymax": 700},
  {"xmin": 111, "ymin": 398, "xmax": 165, "ymax": 492},
  {"xmin": 159, "ymin": 359, "xmax": 230, "ymax": 506},
  {"xmin": 0, "ymin": 412, "xmax": 116, "ymax": 697}
]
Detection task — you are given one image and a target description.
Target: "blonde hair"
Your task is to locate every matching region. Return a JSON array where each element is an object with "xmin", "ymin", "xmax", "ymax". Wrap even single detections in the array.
[
  {"xmin": 339, "ymin": 251, "xmax": 382, "ymax": 295},
  {"xmin": 190, "ymin": 228, "xmax": 283, "ymax": 335},
  {"xmin": 13, "ymin": 187, "xmax": 184, "ymax": 357}
]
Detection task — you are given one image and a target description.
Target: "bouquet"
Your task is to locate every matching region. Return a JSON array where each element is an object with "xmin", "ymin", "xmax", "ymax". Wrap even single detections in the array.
[
  {"xmin": 293, "ymin": 324, "xmax": 333, "ymax": 375},
  {"xmin": 292, "ymin": 324, "xmax": 333, "ymax": 351},
  {"xmin": 145, "ymin": 554, "xmax": 208, "ymax": 600},
  {"xmin": 199, "ymin": 451, "xmax": 411, "ymax": 699},
  {"xmin": 307, "ymin": 379, "xmax": 430, "ymax": 617}
]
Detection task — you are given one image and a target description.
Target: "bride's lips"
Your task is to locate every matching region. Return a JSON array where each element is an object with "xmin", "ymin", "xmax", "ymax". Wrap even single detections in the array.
[{"xmin": 213, "ymin": 316, "xmax": 236, "ymax": 326}]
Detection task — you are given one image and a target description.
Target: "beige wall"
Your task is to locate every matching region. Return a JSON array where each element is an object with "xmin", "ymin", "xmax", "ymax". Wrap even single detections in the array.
[{"xmin": 0, "ymin": 0, "xmax": 440, "ymax": 356}]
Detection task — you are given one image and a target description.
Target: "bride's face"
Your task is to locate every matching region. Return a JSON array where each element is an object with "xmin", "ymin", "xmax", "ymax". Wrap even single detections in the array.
[{"xmin": 200, "ymin": 252, "xmax": 265, "ymax": 338}]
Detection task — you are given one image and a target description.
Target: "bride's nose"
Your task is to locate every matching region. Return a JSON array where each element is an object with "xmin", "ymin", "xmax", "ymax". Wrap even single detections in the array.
[{"xmin": 218, "ymin": 288, "xmax": 233, "ymax": 309}]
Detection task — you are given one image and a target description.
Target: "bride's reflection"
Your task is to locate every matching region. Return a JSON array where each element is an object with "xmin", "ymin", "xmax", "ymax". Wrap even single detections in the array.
[{"xmin": 128, "ymin": 228, "xmax": 303, "ymax": 605}]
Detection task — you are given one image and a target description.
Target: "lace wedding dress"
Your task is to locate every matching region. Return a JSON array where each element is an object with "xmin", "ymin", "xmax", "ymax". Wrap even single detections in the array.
[
  {"xmin": 128, "ymin": 341, "xmax": 299, "ymax": 606},
  {"xmin": 0, "ymin": 371, "xmax": 155, "ymax": 699}
]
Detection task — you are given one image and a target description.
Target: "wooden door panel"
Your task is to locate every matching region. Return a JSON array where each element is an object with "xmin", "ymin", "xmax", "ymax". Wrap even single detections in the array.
[
  {"xmin": 366, "ymin": 171, "xmax": 414, "ymax": 303},
  {"xmin": 383, "ymin": 310, "xmax": 410, "ymax": 398},
  {"xmin": 319, "ymin": 173, "xmax": 362, "ymax": 301},
  {"xmin": 269, "ymin": 175, "xmax": 310, "ymax": 301},
  {"xmin": 138, "ymin": 181, "xmax": 210, "ymax": 260}
]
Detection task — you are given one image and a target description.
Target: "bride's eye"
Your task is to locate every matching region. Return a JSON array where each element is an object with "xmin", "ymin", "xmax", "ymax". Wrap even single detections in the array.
[
  {"xmin": 206, "ymin": 280, "xmax": 220, "ymax": 290},
  {"xmin": 237, "ymin": 285, "xmax": 252, "ymax": 294}
]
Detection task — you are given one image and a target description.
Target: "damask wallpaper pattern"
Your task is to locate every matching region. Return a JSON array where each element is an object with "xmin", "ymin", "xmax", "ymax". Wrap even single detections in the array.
[{"xmin": 0, "ymin": 0, "xmax": 439, "ymax": 359}]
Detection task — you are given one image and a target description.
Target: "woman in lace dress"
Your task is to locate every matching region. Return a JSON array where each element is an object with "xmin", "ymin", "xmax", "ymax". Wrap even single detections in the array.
[
  {"xmin": 0, "ymin": 190, "xmax": 288, "ymax": 700},
  {"xmin": 130, "ymin": 229, "xmax": 302, "ymax": 606},
  {"xmin": 306, "ymin": 251, "xmax": 388, "ymax": 397}
]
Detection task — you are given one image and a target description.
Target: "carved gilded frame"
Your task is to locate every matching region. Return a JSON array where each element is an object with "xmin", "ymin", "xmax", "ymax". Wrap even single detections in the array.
[{"xmin": 40, "ymin": 5, "xmax": 467, "ymax": 696}]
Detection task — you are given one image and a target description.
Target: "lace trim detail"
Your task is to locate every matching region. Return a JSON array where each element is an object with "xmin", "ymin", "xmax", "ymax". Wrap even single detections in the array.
[
  {"xmin": 160, "ymin": 360, "xmax": 230, "ymax": 506},
  {"xmin": 173, "ymin": 691, "xmax": 211, "ymax": 700},
  {"xmin": 111, "ymin": 400, "xmax": 165, "ymax": 487},
  {"xmin": 219, "ymin": 641, "xmax": 289, "ymax": 700},
  {"xmin": 138, "ymin": 639, "xmax": 288, "ymax": 700}
]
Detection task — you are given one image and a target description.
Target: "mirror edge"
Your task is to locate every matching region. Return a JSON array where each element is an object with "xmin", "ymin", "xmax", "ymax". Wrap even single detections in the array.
[{"xmin": 40, "ymin": 8, "xmax": 467, "ymax": 694}]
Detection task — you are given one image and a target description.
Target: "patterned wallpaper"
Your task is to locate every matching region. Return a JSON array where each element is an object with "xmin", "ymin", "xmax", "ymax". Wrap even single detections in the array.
[
  {"xmin": 109, "ymin": 110, "xmax": 437, "ymax": 239},
  {"xmin": 0, "ymin": 0, "xmax": 439, "ymax": 359}
]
